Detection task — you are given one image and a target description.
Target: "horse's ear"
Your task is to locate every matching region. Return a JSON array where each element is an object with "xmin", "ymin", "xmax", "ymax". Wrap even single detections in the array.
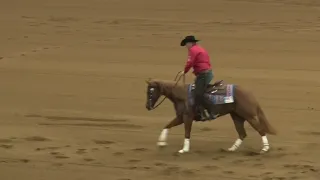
[
  {"xmin": 146, "ymin": 78, "xmax": 154, "ymax": 84},
  {"xmin": 145, "ymin": 78, "xmax": 152, "ymax": 84}
]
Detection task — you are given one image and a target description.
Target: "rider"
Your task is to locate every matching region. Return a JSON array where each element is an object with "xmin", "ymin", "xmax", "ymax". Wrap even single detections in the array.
[{"xmin": 180, "ymin": 35, "xmax": 214, "ymax": 120}]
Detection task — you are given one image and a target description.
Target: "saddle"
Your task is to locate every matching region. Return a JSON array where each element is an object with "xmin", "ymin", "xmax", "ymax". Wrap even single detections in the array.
[
  {"xmin": 189, "ymin": 80, "xmax": 234, "ymax": 122},
  {"xmin": 206, "ymin": 80, "xmax": 225, "ymax": 93},
  {"xmin": 190, "ymin": 80, "xmax": 225, "ymax": 94}
]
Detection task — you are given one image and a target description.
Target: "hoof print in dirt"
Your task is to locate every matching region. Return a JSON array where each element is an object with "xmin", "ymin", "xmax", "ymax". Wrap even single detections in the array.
[
  {"xmin": 83, "ymin": 158, "xmax": 95, "ymax": 162},
  {"xmin": 132, "ymin": 148, "xmax": 148, "ymax": 152},
  {"xmin": 212, "ymin": 155, "xmax": 225, "ymax": 160},
  {"xmin": 172, "ymin": 152, "xmax": 184, "ymax": 157},
  {"xmin": 203, "ymin": 165, "xmax": 219, "ymax": 170},
  {"xmin": 54, "ymin": 155, "xmax": 69, "ymax": 159},
  {"xmin": 128, "ymin": 159, "xmax": 141, "ymax": 163},
  {"xmin": 20, "ymin": 159, "xmax": 30, "ymax": 163},
  {"xmin": 223, "ymin": 170, "xmax": 235, "ymax": 174},
  {"xmin": 93, "ymin": 140, "xmax": 115, "ymax": 145},
  {"xmin": 76, "ymin": 149, "xmax": 87, "ymax": 154},
  {"xmin": 0, "ymin": 139, "xmax": 12, "ymax": 143},
  {"xmin": 25, "ymin": 136, "xmax": 51, "ymax": 142},
  {"xmin": 91, "ymin": 148, "xmax": 99, "ymax": 151},
  {"xmin": 52, "ymin": 163, "xmax": 63, "ymax": 167},
  {"xmin": 232, "ymin": 159, "xmax": 245, "ymax": 164},
  {"xmin": 0, "ymin": 144, "xmax": 13, "ymax": 149},
  {"xmin": 154, "ymin": 162, "xmax": 167, "ymax": 167},
  {"xmin": 113, "ymin": 152, "xmax": 124, "ymax": 156},
  {"xmin": 244, "ymin": 150, "xmax": 262, "ymax": 156},
  {"xmin": 162, "ymin": 166, "xmax": 180, "ymax": 175},
  {"xmin": 50, "ymin": 152, "xmax": 69, "ymax": 159}
]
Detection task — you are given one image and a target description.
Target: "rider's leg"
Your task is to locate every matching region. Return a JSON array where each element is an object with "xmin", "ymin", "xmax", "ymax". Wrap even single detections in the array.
[
  {"xmin": 195, "ymin": 71, "xmax": 213, "ymax": 119},
  {"xmin": 194, "ymin": 74, "xmax": 206, "ymax": 116},
  {"xmin": 204, "ymin": 70, "xmax": 213, "ymax": 85},
  {"xmin": 195, "ymin": 71, "xmax": 213, "ymax": 120}
]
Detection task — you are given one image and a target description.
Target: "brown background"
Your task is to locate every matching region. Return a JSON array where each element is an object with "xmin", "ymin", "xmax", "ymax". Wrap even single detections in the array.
[{"xmin": 0, "ymin": 0, "xmax": 319, "ymax": 179}]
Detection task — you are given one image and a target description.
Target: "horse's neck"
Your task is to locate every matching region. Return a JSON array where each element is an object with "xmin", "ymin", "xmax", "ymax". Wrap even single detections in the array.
[{"xmin": 161, "ymin": 83, "xmax": 188, "ymax": 101}]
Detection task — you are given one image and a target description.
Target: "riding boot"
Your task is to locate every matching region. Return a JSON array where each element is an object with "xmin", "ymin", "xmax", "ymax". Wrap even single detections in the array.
[
  {"xmin": 198, "ymin": 106, "xmax": 208, "ymax": 121},
  {"xmin": 197, "ymin": 99, "xmax": 210, "ymax": 121},
  {"xmin": 199, "ymin": 97, "xmax": 218, "ymax": 121},
  {"xmin": 194, "ymin": 98, "xmax": 206, "ymax": 121}
]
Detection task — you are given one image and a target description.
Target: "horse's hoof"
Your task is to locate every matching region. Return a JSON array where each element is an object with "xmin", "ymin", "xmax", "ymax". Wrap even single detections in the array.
[
  {"xmin": 178, "ymin": 149, "xmax": 189, "ymax": 154},
  {"xmin": 260, "ymin": 146, "xmax": 270, "ymax": 154},
  {"xmin": 260, "ymin": 149, "xmax": 269, "ymax": 154},
  {"xmin": 220, "ymin": 148, "xmax": 228, "ymax": 152},
  {"xmin": 157, "ymin": 142, "xmax": 167, "ymax": 147},
  {"xmin": 220, "ymin": 148, "xmax": 234, "ymax": 153}
]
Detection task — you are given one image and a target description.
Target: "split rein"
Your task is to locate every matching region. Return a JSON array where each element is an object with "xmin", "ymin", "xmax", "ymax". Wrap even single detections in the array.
[{"xmin": 151, "ymin": 71, "xmax": 185, "ymax": 110}]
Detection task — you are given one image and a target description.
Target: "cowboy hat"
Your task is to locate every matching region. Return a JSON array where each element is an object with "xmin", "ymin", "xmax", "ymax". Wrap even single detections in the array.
[{"xmin": 180, "ymin": 35, "xmax": 200, "ymax": 46}]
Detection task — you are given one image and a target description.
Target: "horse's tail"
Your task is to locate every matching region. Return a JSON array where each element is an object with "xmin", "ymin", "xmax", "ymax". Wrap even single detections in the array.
[{"xmin": 257, "ymin": 105, "xmax": 277, "ymax": 135}]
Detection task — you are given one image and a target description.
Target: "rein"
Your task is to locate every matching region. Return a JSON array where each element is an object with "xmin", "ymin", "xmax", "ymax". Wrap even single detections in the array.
[{"xmin": 151, "ymin": 71, "xmax": 185, "ymax": 110}]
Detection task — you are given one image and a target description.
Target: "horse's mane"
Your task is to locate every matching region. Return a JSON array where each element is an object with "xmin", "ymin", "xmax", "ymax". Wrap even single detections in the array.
[
  {"xmin": 147, "ymin": 78, "xmax": 187, "ymax": 88},
  {"xmin": 148, "ymin": 79, "xmax": 178, "ymax": 86},
  {"xmin": 147, "ymin": 78, "xmax": 188, "ymax": 100}
]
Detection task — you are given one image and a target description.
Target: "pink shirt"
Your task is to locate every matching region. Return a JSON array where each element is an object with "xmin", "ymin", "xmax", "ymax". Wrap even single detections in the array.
[{"xmin": 184, "ymin": 45, "xmax": 212, "ymax": 75}]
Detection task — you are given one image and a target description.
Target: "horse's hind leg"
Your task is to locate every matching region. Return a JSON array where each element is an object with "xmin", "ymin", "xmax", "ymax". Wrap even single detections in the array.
[
  {"xmin": 247, "ymin": 116, "xmax": 270, "ymax": 153},
  {"xmin": 157, "ymin": 117, "xmax": 183, "ymax": 147},
  {"xmin": 228, "ymin": 112, "xmax": 247, "ymax": 152}
]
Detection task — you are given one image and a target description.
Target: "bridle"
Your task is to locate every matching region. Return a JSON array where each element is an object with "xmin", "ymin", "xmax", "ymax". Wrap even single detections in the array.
[{"xmin": 149, "ymin": 71, "xmax": 185, "ymax": 110}]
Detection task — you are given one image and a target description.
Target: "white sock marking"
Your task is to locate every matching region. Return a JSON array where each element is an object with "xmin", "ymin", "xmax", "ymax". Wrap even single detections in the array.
[
  {"xmin": 179, "ymin": 138, "xmax": 190, "ymax": 153},
  {"xmin": 261, "ymin": 136, "xmax": 270, "ymax": 152},
  {"xmin": 157, "ymin": 129, "xmax": 169, "ymax": 146},
  {"xmin": 158, "ymin": 129, "xmax": 168, "ymax": 142},
  {"xmin": 228, "ymin": 138, "xmax": 243, "ymax": 151}
]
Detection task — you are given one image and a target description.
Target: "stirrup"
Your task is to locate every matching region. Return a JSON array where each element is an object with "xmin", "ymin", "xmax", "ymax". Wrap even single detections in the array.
[
  {"xmin": 201, "ymin": 108, "xmax": 218, "ymax": 121},
  {"xmin": 197, "ymin": 108, "xmax": 209, "ymax": 121}
]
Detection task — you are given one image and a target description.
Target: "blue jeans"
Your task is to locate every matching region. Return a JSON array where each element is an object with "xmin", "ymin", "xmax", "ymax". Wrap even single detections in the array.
[{"xmin": 194, "ymin": 70, "xmax": 213, "ymax": 107}]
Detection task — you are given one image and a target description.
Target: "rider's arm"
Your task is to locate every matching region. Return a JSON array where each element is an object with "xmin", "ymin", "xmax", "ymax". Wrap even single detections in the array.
[{"xmin": 184, "ymin": 51, "xmax": 199, "ymax": 73}]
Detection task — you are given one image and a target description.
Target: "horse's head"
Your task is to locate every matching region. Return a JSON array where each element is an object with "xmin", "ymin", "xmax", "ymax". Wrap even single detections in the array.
[{"xmin": 145, "ymin": 79, "xmax": 162, "ymax": 110}]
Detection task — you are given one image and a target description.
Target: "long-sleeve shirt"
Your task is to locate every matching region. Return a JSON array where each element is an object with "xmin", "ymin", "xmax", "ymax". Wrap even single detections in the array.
[{"xmin": 184, "ymin": 45, "xmax": 212, "ymax": 75}]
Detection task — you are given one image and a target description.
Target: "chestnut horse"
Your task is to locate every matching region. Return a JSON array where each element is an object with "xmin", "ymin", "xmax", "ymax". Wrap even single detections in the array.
[{"xmin": 145, "ymin": 78, "xmax": 276, "ymax": 154}]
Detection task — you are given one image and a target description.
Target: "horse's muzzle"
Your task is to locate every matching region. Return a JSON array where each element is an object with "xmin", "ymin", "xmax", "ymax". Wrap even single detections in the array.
[
  {"xmin": 146, "ymin": 99, "xmax": 154, "ymax": 111},
  {"xmin": 146, "ymin": 104, "xmax": 153, "ymax": 111}
]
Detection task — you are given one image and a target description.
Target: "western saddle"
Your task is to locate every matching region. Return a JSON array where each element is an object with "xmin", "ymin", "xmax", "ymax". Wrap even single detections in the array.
[{"xmin": 206, "ymin": 80, "xmax": 224, "ymax": 92}]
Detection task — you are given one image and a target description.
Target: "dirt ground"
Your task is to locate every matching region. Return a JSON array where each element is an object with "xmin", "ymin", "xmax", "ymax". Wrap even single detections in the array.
[{"xmin": 0, "ymin": 0, "xmax": 319, "ymax": 179}]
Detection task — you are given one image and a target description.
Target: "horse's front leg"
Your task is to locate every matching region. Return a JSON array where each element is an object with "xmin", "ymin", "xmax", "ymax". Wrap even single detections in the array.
[
  {"xmin": 178, "ymin": 113, "xmax": 193, "ymax": 154},
  {"xmin": 157, "ymin": 117, "xmax": 183, "ymax": 147}
]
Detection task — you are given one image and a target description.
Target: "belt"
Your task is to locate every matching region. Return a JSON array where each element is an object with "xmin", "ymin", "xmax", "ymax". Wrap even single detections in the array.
[{"xmin": 197, "ymin": 69, "xmax": 212, "ymax": 74}]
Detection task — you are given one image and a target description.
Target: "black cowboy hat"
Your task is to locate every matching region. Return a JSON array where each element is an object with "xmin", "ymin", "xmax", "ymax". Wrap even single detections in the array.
[{"xmin": 180, "ymin": 35, "xmax": 200, "ymax": 46}]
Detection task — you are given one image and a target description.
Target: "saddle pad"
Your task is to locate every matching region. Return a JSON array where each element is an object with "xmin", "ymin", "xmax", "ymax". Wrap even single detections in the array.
[
  {"xmin": 188, "ymin": 84, "xmax": 235, "ymax": 106},
  {"xmin": 207, "ymin": 84, "xmax": 235, "ymax": 104},
  {"xmin": 208, "ymin": 95, "xmax": 234, "ymax": 104}
]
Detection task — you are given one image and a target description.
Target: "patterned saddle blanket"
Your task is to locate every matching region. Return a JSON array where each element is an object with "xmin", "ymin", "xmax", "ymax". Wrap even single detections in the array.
[{"xmin": 188, "ymin": 81, "xmax": 235, "ymax": 106}]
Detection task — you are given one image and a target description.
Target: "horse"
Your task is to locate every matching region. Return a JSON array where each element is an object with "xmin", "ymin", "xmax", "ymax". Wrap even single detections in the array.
[{"xmin": 145, "ymin": 78, "xmax": 277, "ymax": 154}]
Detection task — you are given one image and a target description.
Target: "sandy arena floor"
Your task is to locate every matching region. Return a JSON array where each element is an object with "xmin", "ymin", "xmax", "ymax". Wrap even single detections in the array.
[{"xmin": 0, "ymin": 0, "xmax": 319, "ymax": 179}]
